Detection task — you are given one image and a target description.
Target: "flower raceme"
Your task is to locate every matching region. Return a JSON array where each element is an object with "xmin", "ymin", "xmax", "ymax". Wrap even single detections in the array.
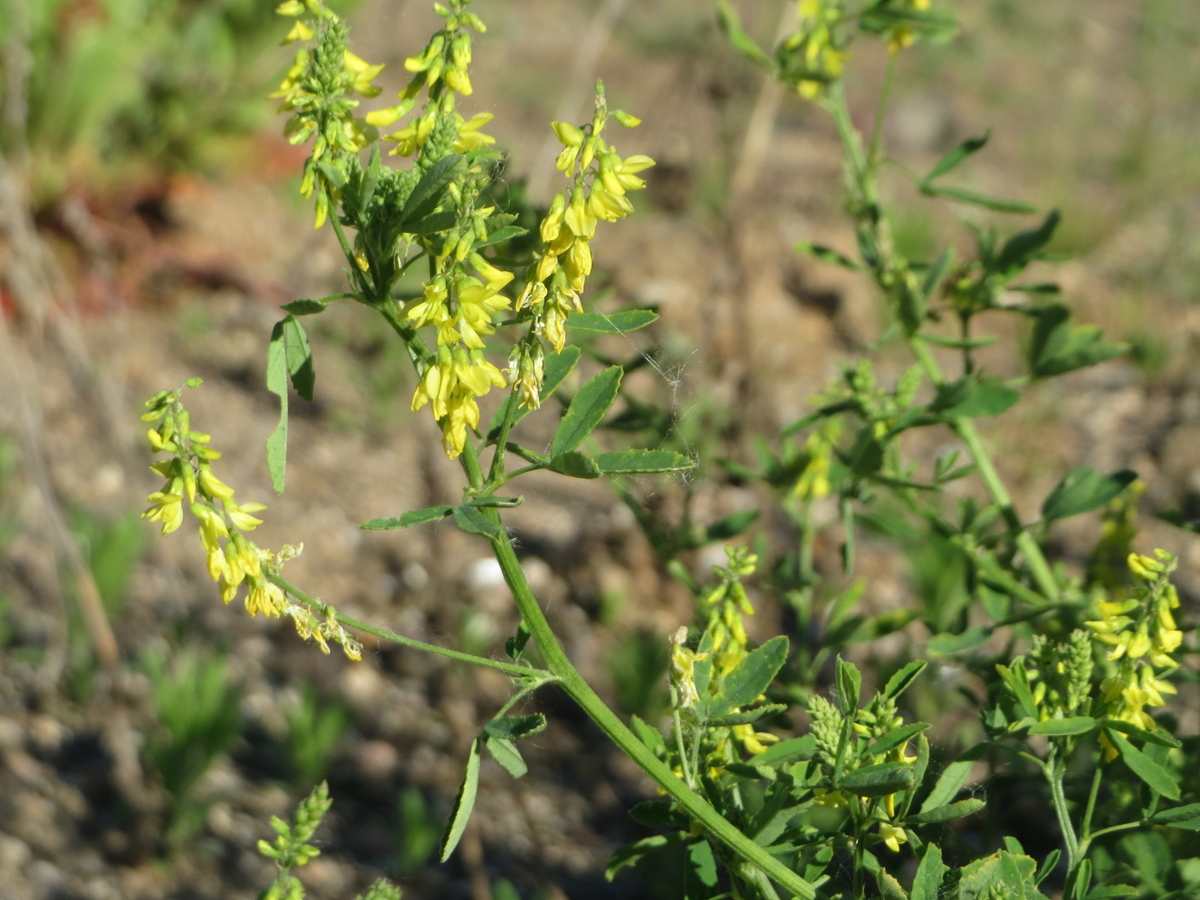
[
  {"xmin": 1086, "ymin": 551, "xmax": 1182, "ymax": 755},
  {"xmin": 141, "ymin": 383, "xmax": 362, "ymax": 660},
  {"xmin": 517, "ymin": 84, "xmax": 654, "ymax": 371}
]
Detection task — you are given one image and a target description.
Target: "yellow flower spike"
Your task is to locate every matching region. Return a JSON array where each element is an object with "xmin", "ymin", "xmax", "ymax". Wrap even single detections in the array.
[{"xmin": 276, "ymin": 0, "xmax": 305, "ymax": 14}]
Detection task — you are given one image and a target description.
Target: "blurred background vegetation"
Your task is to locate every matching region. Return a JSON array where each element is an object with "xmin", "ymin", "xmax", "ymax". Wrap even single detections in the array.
[{"xmin": 0, "ymin": 1, "xmax": 1197, "ymax": 899}]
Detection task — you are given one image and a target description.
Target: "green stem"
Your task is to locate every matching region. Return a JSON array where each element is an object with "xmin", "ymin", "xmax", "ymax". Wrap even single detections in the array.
[
  {"xmin": 1081, "ymin": 766, "xmax": 1102, "ymax": 840},
  {"xmin": 487, "ymin": 384, "xmax": 521, "ymax": 488},
  {"xmin": 866, "ymin": 52, "xmax": 898, "ymax": 173},
  {"xmin": 1084, "ymin": 821, "xmax": 1143, "ymax": 843},
  {"xmin": 672, "ymin": 700, "xmax": 695, "ymax": 788},
  {"xmin": 1046, "ymin": 760, "xmax": 1080, "ymax": 877},
  {"xmin": 269, "ymin": 572, "xmax": 544, "ymax": 680},
  {"xmin": 481, "ymin": 515, "xmax": 817, "ymax": 899}
]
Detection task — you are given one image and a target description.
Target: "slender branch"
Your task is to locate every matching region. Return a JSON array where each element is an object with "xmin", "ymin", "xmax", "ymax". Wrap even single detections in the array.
[
  {"xmin": 1080, "ymin": 766, "xmax": 1103, "ymax": 840},
  {"xmin": 866, "ymin": 52, "xmax": 898, "ymax": 173},
  {"xmin": 822, "ymin": 88, "xmax": 1063, "ymax": 605},
  {"xmin": 268, "ymin": 572, "xmax": 543, "ymax": 680},
  {"xmin": 1085, "ymin": 821, "xmax": 1144, "ymax": 843},
  {"xmin": 487, "ymin": 384, "xmax": 522, "ymax": 488}
]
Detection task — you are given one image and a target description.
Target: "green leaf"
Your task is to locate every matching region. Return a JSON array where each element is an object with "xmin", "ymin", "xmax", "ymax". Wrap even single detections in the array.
[
  {"xmin": 919, "ymin": 745, "xmax": 985, "ymax": 813},
  {"xmin": 927, "ymin": 626, "xmax": 990, "ymax": 656},
  {"xmin": 878, "ymin": 871, "xmax": 908, "ymax": 900},
  {"xmin": 567, "ymin": 309, "xmax": 659, "ymax": 333},
  {"xmin": 684, "ymin": 839, "xmax": 719, "ymax": 899},
  {"xmin": 630, "ymin": 714, "xmax": 666, "ymax": 754},
  {"xmin": 605, "ymin": 832, "xmax": 688, "ymax": 881},
  {"xmin": 870, "ymin": 722, "xmax": 930, "ymax": 758},
  {"xmin": 452, "ymin": 505, "xmax": 502, "ymax": 540},
  {"xmin": 1149, "ymin": 802, "xmax": 1200, "ymax": 830},
  {"xmin": 911, "ymin": 844, "xmax": 948, "ymax": 900},
  {"xmin": 1026, "ymin": 303, "xmax": 1127, "ymax": 378},
  {"xmin": 715, "ymin": 0, "xmax": 772, "ymax": 68},
  {"xmin": 794, "ymin": 240, "xmax": 865, "ymax": 271},
  {"xmin": 1105, "ymin": 728, "xmax": 1180, "ymax": 800},
  {"xmin": 1084, "ymin": 888, "xmax": 1138, "ymax": 899},
  {"xmin": 1028, "ymin": 717, "xmax": 1095, "ymax": 737},
  {"xmin": 884, "ymin": 661, "xmax": 928, "ymax": 699},
  {"xmin": 551, "ymin": 366, "xmax": 623, "ymax": 457},
  {"xmin": 471, "ymin": 225, "xmax": 527, "ymax": 251},
  {"xmin": 920, "ymin": 183, "xmax": 1038, "ymax": 214},
  {"xmin": 753, "ymin": 734, "xmax": 817, "ymax": 767},
  {"xmin": 399, "ymin": 153, "xmax": 464, "ymax": 227},
  {"xmin": 923, "ymin": 133, "xmax": 989, "ymax": 183},
  {"xmin": 997, "ymin": 210, "xmax": 1060, "ymax": 275},
  {"xmin": 488, "ymin": 345, "xmax": 582, "ymax": 439},
  {"xmin": 548, "ymin": 450, "xmax": 601, "ymax": 479},
  {"xmin": 438, "ymin": 738, "xmax": 481, "ymax": 861},
  {"xmin": 596, "ymin": 449, "xmax": 694, "ymax": 475},
  {"xmin": 932, "ymin": 377, "xmax": 1020, "ymax": 418},
  {"xmin": 361, "ymin": 506, "xmax": 453, "ymax": 530},
  {"xmin": 921, "ymin": 246, "xmax": 955, "ymax": 299},
  {"xmin": 710, "ymin": 636, "xmax": 789, "ymax": 717},
  {"xmin": 484, "ymin": 714, "xmax": 547, "ymax": 740},
  {"xmin": 708, "ymin": 704, "xmax": 787, "ymax": 728},
  {"xmin": 836, "ymin": 656, "xmax": 862, "ymax": 714},
  {"xmin": 837, "ymin": 762, "xmax": 915, "ymax": 797},
  {"xmin": 484, "ymin": 737, "xmax": 527, "ymax": 779},
  {"xmin": 705, "ymin": 508, "xmax": 760, "ymax": 543},
  {"xmin": 281, "ymin": 298, "xmax": 331, "ymax": 316},
  {"xmin": 283, "ymin": 316, "xmax": 315, "ymax": 401},
  {"xmin": 909, "ymin": 798, "xmax": 986, "ymax": 825},
  {"xmin": 1042, "ymin": 467, "xmax": 1138, "ymax": 522},
  {"xmin": 629, "ymin": 800, "xmax": 688, "ymax": 829},
  {"xmin": 1035, "ymin": 850, "xmax": 1060, "ymax": 886},
  {"xmin": 266, "ymin": 320, "xmax": 289, "ymax": 494}
]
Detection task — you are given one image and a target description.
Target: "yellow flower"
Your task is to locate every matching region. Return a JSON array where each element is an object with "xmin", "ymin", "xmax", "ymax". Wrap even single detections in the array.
[
  {"xmin": 142, "ymin": 489, "xmax": 185, "ymax": 534},
  {"xmin": 198, "ymin": 465, "xmax": 235, "ymax": 501},
  {"xmin": 879, "ymin": 822, "xmax": 907, "ymax": 853},
  {"xmin": 226, "ymin": 500, "xmax": 267, "ymax": 532},
  {"xmin": 453, "ymin": 113, "xmax": 495, "ymax": 151},
  {"xmin": 281, "ymin": 19, "xmax": 313, "ymax": 44}
]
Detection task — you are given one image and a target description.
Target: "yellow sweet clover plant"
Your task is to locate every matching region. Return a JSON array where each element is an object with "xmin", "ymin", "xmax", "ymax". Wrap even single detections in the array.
[{"xmin": 135, "ymin": 2, "xmax": 1199, "ymax": 900}]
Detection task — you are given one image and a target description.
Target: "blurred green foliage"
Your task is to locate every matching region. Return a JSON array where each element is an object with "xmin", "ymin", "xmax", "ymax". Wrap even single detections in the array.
[
  {"xmin": 0, "ymin": 0, "xmax": 361, "ymax": 199},
  {"xmin": 143, "ymin": 647, "xmax": 242, "ymax": 846}
]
